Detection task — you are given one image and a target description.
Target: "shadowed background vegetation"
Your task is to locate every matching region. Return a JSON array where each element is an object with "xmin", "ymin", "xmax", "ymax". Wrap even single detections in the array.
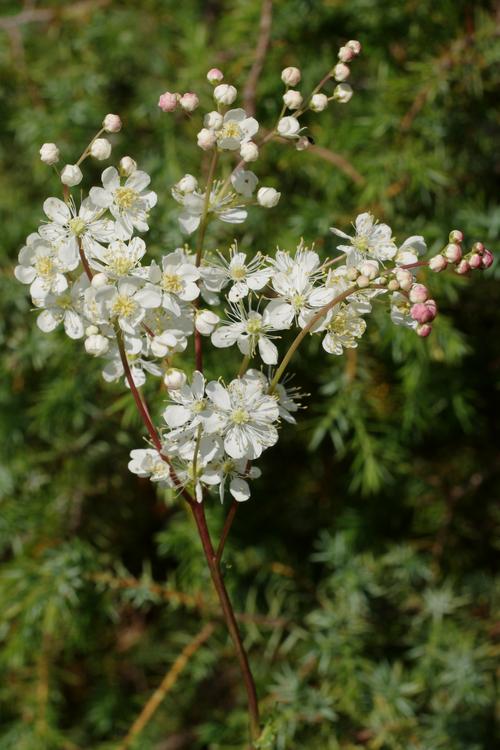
[{"xmin": 0, "ymin": 1, "xmax": 499, "ymax": 748}]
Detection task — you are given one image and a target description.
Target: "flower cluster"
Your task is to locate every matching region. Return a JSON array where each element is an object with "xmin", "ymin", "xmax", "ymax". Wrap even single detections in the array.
[{"xmin": 16, "ymin": 55, "xmax": 494, "ymax": 506}]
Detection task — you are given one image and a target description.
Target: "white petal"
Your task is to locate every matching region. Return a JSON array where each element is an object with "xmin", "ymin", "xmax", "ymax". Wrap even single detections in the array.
[
  {"xmin": 191, "ymin": 371, "xmax": 205, "ymax": 399},
  {"xmin": 14, "ymin": 265, "xmax": 36, "ymax": 284},
  {"xmin": 64, "ymin": 310, "xmax": 84, "ymax": 339},
  {"xmin": 37, "ymin": 309, "xmax": 60, "ymax": 332},
  {"xmin": 163, "ymin": 404, "xmax": 191, "ymax": 428},
  {"xmin": 211, "ymin": 325, "xmax": 241, "ymax": 348},
  {"xmin": 134, "ymin": 285, "xmax": 162, "ymax": 309},
  {"xmin": 224, "ymin": 425, "xmax": 251, "ymax": 459},
  {"xmin": 43, "ymin": 197, "xmax": 70, "ymax": 224},
  {"xmin": 89, "ymin": 186, "xmax": 113, "ymax": 208},
  {"xmin": 258, "ymin": 336, "xmax": 278, "ymax": 365},
  {"xmin": 263, "ymin": 299, "xmax": 294, "ymax": 329},
  {"xmin": 102, "ymin": 166, "xmax": 120, "ymax": 191},
  {"xmin": 206, "ymin": 381, "xmax": 231, "ymax": 410},
  {"xmin": 230, "ymin": 477, "xmax": 251, "ymax": 502}
]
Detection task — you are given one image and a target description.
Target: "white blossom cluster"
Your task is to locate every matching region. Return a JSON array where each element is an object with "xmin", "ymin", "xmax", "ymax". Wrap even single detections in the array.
[{"xmin": 16, "ymin": 53, "xmax": 493, "ymax": 506}]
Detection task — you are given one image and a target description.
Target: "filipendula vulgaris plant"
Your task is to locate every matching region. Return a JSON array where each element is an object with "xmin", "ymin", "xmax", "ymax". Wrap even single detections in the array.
[{"xmin": 14, "ymin": 41, "xmax": 494, "ymax": 745}]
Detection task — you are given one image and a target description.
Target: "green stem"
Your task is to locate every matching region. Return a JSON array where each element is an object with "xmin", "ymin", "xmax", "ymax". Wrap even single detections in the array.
[{"xmin": 195, "ymin": 150, "xmax": 219, "ymax": 267}]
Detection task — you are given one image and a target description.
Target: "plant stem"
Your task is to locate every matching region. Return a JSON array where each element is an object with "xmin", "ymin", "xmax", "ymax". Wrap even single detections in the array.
[
  {"xmin": 191, "ymin": 502, "xmax": 260, "ymax": 743},
  {"xmin": 195, "ymin": 150, "xmax": 219, "ymax": 267},
  {"xmin": 216, "ymin": 499, "xmax": 238, "ymax": 564},
  {"xmin": 268, "ymin": 284, "xmax": 358, "ymax": 391}
]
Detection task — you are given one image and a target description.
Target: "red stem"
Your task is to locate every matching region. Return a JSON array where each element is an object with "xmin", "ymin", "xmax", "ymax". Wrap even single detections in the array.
[{"xmin": 216, "ymin": 500, "xmax": 238, "ymax": 564}]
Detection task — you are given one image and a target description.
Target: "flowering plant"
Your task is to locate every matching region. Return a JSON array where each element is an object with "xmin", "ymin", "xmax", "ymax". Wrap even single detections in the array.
[{"xmin": 15, "ymin": 39, "xmax": 494, "ymax": 745}]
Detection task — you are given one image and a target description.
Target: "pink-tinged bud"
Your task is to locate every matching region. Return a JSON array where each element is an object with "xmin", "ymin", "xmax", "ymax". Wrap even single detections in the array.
[
  {"xmin": 102, "ymin": 113, "xmax": 122, "ymax": 133},
  {"xmin": 295, "ymin": 136, "xmax": 311, "ymax": 151},
  {"xmin": 428, "ymin": 254, "xmax": 447, "ymax": 272},
  {"xmin": 281, "ymin": 66, "xmax": 301, "ymax": 86},
  {"xmin": 207, "ymin": 68, "xmax": 224, "ymax": 84},
  {"xmin": 416, "ymin": 323, "xmax": 432, "ymax": 337},
  {"xmin": 396, "ymin": 268, "xmax": 413, "ymax": 291},
  {"xmin": 179, "ymin": 92, "xmax": 199, "ymax": 112},
  {"xmin": 158, "ymin": 91, "xmax": 178, "ymax": 112},
  {"xmin": 425, "ymin": 299, "xmax": 438, "ymax": 319},
  {"xmin": 472, "ymin": 241, "xmax": 484, "ymax": 254},
  {"xmin": 409, "ymin": 283, "xmax": 428, "ymax": 303},
  {"xmin": 481, "ymin": 250, "xmax": 494, "ymax": 269},
  {"xmin": 388, "ymin": 279, "xmax": 400, "ymax": 291},
  {"xmin": 411, "ymin": 303, "xmax": 433, "ymax": 324},
  {"xmin": 444, "ymin": 243, "xmax": 462, "ymax": 263},
  {"xmin": 338, "ymin": 45, "xmax": 355, "ymax": 62},
  {"xmin": 468, "ymin": 253, "xmax": 482, "ymax": 269},
  {"xmin": 456, "ymin": 259, "xmax": 470, "ymax": 275},
  {"xmin": 333, "ymin": 63, "xmax": 350, "ymax": 82},
  {"xmin": 449, "ymin": 229, "xmax": 463, "ymax": 244},
  {"xmin": 346, "ymin": 40, "xmax": 362, "ymax": 55}
]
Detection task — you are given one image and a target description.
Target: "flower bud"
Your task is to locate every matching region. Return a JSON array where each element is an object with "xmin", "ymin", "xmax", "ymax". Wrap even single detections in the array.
[
  {"xmin": 388, "ymin": 279, "xmax": 399, "ymax": 291},
  {"xmin": 207, "ymin": 68, "xmax": 224, "ymax": 84},
  {"xmin": 428, "ymin": 254, "xmax": 447, "ymax": 272},
  {"xmin": 410, "ymin": 302, "xmax": 435, "ymax": 324},
  {"xmin": 179, "ymin": 92, "xmax": 199, "ymax": 112},
  {"xmin": 85, "ymin": 334, "xmax": 109, "ymax": 356},
  {"xmin": 281, "ymin": 66, "xmax": 301, "ymax": 86},
  {"xmin": 347, "ymin": 40, "xmax": 362, "ymax": 55},
  {"xmin": 295, "ymin": 136, "xmax": 311, "ymax": 151},
  {"xmin": 257, "ymin": 187, "xmax": 281, "ymax": 207},
  {"xmin": 39, "ymin": 142, "xmax": 60, "ymax": 165},
  {"xmin": 456, "ymin": 259, "xmax": 470, "ymax": 275},
  {"xmin": 240, "ymin": 141, "xmax": 259, "ymax": 162},
  {"xmin": 416, "ymin": 323, "xmax": 432, "ymax": 337},
  {"xmin": 176, "ymin": 174, "xmax": 198, "ymax": 193},
  {"xmin": 85, "ymin": 325, "xmax": 99, "ymax": 337},
  {"xmin": 283, "ymin": 89, "xmax": 303, "ymax": 110},
  {"xmin": 472, "ymin": 241, "xmax": 484, "ymax": 254},
  {"xmin": 338, "ymin": 45, "xmax": 355, "ymax": 62},
  {"xmin": 346, "ymin": 267, "xmax": 359, "ymax": 281},
  {"xmin": 90, "ymin": 138, "xmax": 112, "ymax": 160},
  {"xmin": 119, "ymin": 156, "xmax": 137, "ymax": 177},
  {"xmin": 395, "ymin": 268, "xmax": 413, "ymax": 291},
  {"xmin": 409, "ymin": 283, "xmax": 429, "ymax": 303},
  {"xmin": 60, "ymin": 164, "xmax": 83, "ymax": 187},
  {"xmin": 204, "ymin": 110, "xmax": 223, "ymax": 129},
  {"xmin": 359, "ymin": 260, "xmax": 379, "ymax": 280},
  {"xmin": 277, "ymin": 116, "xmax": 301, "ymax": 138},
  {"xmin": 426, "ymin": 299, "xmax": 438, "ymax": 319},
  {"xmin": 468, "ymin": 253, "xmax": 482, "ymax": 269},
  {"xmin": 102, "ymin": 113, "xmax": 122, "ymax": 133},
  {"xmin": 197, "ymin": 128, "xmax": 217, "ymax": 150},
  {"xmin": 449, "ymin": 229, "xmax": 464, "ymax": 244},
  {"xmin": 158, "ymin": 91, "xmax": 178, "ymax": 112},
  {"xmin": 195, "ymin": 310, "xmax": 219, "ymax": 335},
  {"xmin": 444, "ymin": 243, "xmax": 462, "ymax": 263},
  {"xmin": 163, "ymin": 368, "xmax": 187, "ymax": 390},
  {"xmin": 356, "ymin": 274, "xmax": 370, "ymax": 288},
  {"xmin": 310, "ymin": 93, "xmax": 328, "ymax": 112},
  {"xmin": 91, "ymin": 272, "xmax": 108, "ymax": 288},
  {"xmin": 334, "ymin": 83, "xmax": 353, "ymax": 103},
  {"xmin": 333, "ymin": 63, "xmax": 350, "ymax": 82},
  {"xmin": 214, "ymin": 84, "xmax": 237, "ymax": 105},
  {"xmin": 481, "ymin": 250, "xmax": 494, "ymax": 269}
]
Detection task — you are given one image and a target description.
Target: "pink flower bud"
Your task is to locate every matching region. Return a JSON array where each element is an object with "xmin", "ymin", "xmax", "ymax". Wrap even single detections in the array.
[
  {"xmin": 425, "ymin": 299, "xmax": 438, "ymax": 319},
  {"xmin": 481, "ymin": 250, "xmax": 494, "ymax": 269},
  {"xmin": 444, "ymin": 243, "xmax": 462, "ymax": 263},
  {"xmin": 207, "ymin": 68, "xmax": 224, "ymax": 84},
  {"xmin": 409, "ymin": 283, "xmax": 428, "ymax": 303},
  {"xmin": 428, "ymin": 254, "xmax": 447, "ymax": 272},
  {"xmin": 179, "ymin": 92, "xmax": 199, "ymax": 112},
  {"xmin": 468, "ymin": 253, "xmax": 482, "ymax": 269},
  {"xmin": 416, "ymin": 323, "xmax": 432, "ymax": 337},
  {"xmin": 346, "ymin": 40, "xmax": 362, "ymax": 55},
  {"xmin": 456, "ymin": 259, "xmax": 470, "ymax": 275},
  {"xmin": 472, "ymin": 241, "xmax": 484, "ymax": 254},
  {"xmin": 448, "ymin": 229, "xmax": 463, "ymax": 244},
  {"xmin": 102, "ymin": 113, "xmax": 122, "ymax": 133},
  {"xmin": 295, "ymin": 136, "xmax": 311, "ymax": 151},
  {"xmin": 338, "ymin": 45, "xmax": 355, "ymax": 62},
  {"xmin": 158, "ymin": 91, "xmax": 178, "ymax": 112},
  {"xmin": 411, "ymin": 303, "xmax": 433, "ymax": 324}
]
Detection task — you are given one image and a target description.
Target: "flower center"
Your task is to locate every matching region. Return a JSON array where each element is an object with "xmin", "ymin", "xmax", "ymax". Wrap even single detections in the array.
[
  {"xmin": 69, "ymin": 217, "xmax": 86, "ymax": 237},
  {"xmin": 56, "ymin": 293, "xmax": 72, "ymax": 310},
  {"xmin": 219, "ymin": 121, "xmax": 242, "ymax": 141},
  {"xmin": 107, "ymin": 252, "xmax": 136, "ymax": 276},
  {"xmin": 230, "ymin": 264, "xmax": 247, "ymax": 281},
  {"xmin": 191, "ymin": 399, "xmax": 206, "ymax": 414},
  {"xmin": 35, "ymin": 256, "xmax": 55, "ymax": 279},
  {"xmin": 353, "ymin": 235, "xmax": 369, "ymax": 253},
  {"xmin": 162, "ymin": 272, "xmax": 183, "ymax": 294},
  {"xmin": 292, "ymin": 293, "xmax": 305, "ymax": 309},
  {"xmin": 115, "ymin": 187, "xmax": 138, "ymax": 210},
  {"xmin": 112, "ymin": 294, "xmax": 137, "ymax": 318},
  {"xmin": 231, "ymin": 408, "xmax": 250, "ymax": 425},
  {"xmin": 246, "ymin": 317, "xmax": 262, "ymax": 334},
  {"xmin": 327, "ymin": 309, "xmax": 348, "ymax": 335},
  {"xmin": 222, "ymin": 459, "xmax": 235, "ymax": 474}
]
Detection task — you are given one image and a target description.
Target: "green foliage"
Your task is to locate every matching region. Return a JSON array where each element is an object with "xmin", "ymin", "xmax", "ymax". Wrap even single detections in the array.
[{"xmin": 0, "ymin": 0, "xmax": 499, "ymax": 748}]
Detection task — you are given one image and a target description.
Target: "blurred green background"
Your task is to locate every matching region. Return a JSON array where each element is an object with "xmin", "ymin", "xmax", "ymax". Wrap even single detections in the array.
[{"xmin": 1, "ymin": 1, "xmax": 499, "ymax": 748}]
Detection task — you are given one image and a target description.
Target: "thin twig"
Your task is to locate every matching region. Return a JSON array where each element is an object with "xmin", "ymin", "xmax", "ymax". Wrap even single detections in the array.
[
  {"xmin": 243, "ymin": 0, "xmax": 273, "ymax": 116},
  {"xmin": 116, "ymin": 623, "xmax": 215, "ymax": 750},
  {"xmin": 216, "ymin": 500, "xmax": 238, "ymax": 564}
]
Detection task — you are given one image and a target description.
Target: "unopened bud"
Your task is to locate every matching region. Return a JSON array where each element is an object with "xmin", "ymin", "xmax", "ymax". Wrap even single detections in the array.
[
  {"xmin": 197, "ymin": 128, "xmax": 217, "ymax": 150},
  {"xmin": 176, "ymin": 174, "xmax": 198, "ymax": 193},
  {"xmin": 60, "ymin": 164, "xmax": 83, "ymax": 187},
  {"xmin": 207, "ymin": 68, "xmax": 224, "ymax": 84},
  {"xmin": 85, "ymin": 325, "xmax": 99, "ymax": 337},
  {"xmin": 281, "ymin": 66, "xmax": 301, "ymax": 86},
  {"xmin": 85, "ymin": 333, "xmax": 109, "ymax": 356},
  {"xmin": 310, "ymin": 93, "xmax": 328, "ymax": 112},
  {"xmin": 395, "ymin": 268, "xmax": 413, "ymax": 291},
  {"xmin": 240, "ymin": 141, "xmax": 259, "ymax": 162},
  {"xmin": 346, "ymin": 267, "xmax": 359, "ymax": 281},
  {"xmin": 481, "ymin": 250, "xmax": 494, "ymax": 269},
  {"xmin": 283, "ymin": 89, "xmax": 303, "ymax": 110},
  {"xmin": 428, "ymin": 254, "xmax": 447, "ymax": 272},
  {"xmin": 158, "ymin": 91, "xmax": 178, "ymax": 112},
  {"xmin": 195, "ymin": 310, "xmax": 219, "ymax": 335},
  {"xmin": 449, "ymin": 229, "xmax": 464, "ymax": 244},
  {"xmin": 90, "ymin": 138, "xmax": 112, "ymax": 160},
  {"xmin": 333, "ymin": 83, "xmax": 353, "ymax": 103},
  {"xmin": 346, "ymin": 40, "xmax": 362, "ymax": 55},
  {"xmin": 204, "ymin": 110, "xmax": 223, "ymax": 129},
  {"xmin": 39, "ymin": 142, "xmax": 60, "ymax": 165},
  {"xmin": 359, "ymin": 260, "xmax": 379, "ymax": 280},
  {"xmin": 409, "ymin": 283, "xmax": 429, "ymax": 303},
  {"xmin": 416, "ymin": 323, "xmax": 432, "ymax": 337},
  {"xmin": 472, "ymin": 241, "xmax": 484, "ymax": 254},
  {"xmin": 102, "ymin": 113, "xmax": 122, "ymax": 133},
  {"xmin": 388, "ymin": 279, "xmax": 400, "ymax": 291},
  {"xmin": 468, "ymin": 253, "xmax": 482, "ymax": 269},
  {"xmin": 295, "ymin": 136, "xmax": 311, "ymax": 151},
  {"xmin": 119, "ymin": 156, "xmax": 137, "ymax": 177},
  {"xmin": 179, "ymin": 92, "xmax": 199, "ymax": 112},
  {"xmin": 356, "ymin": 274, "xmax": 370, "ymax": 288},
  {"xmin": 444, "ymin": 243, "xmax": 462, "ymax": 263},
  {"xmin": 333, "ymin": 63, "xmax": 350, "ymax": 82},
  {"xmin": 257, "ymin": 187, "xmax": 281, "ymax": 208},
  {"xmin": 456, "ymin": 259, "xmax": 470, "ymax": 275},
  {"xmin": 338, "ymin": 45, "xmax": 355, "ymax": 63},
  {"xmin": 163, "ymin": 368, "xmax": 187, "ymax": 390},
  {"xmin": 213, "ymin": 84, "xmax": 237, "ymax": 105}
]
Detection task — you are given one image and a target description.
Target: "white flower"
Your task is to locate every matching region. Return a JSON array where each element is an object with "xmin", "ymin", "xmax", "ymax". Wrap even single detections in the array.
[
  {"xmin": 96, "ymin": 277, "xmax": 162, "ymax": 334},
  {"xmin": 281, "ymin": 67, "xmax": 301, "ymax": 86},
  {"xmin": 103, "ymin": 113, "xmax": 122, "ymax": 133},
  {"xmin": 172, "ymin": 181, "xmax": 247, "ymax": 234},
  {"xmin": 39, "ymin": 196, "xmax": 115, "ymax": 267},
  {"xmin": 201, "ymin": 245, "xmax": 271, "ymax": 302},
  {"xmin": 39, "ymin": 143, "xmax": 59, "ymax": 165},
  {"xmin": 231, "ymin": 169, "xmax": 258, "ymax": 198},
  {"xmin": 215, "ymin": 109, "xmax": 259, "ymax": 151},
  {"xmin": 36, "ymin": 273, "xmax": 89, "ymax": 340},
  {"xmin": 390, "ymin": 292, "xmax": 417, "ymax": 329},
  {"xmin": 195, "ymin": 309, "xmax": 219, "ymax": 335},
  {"xmin": 394, "ymin": 235, "xmax": 427, "ymax": 266},
  {"xmin": 334, "ymin": 83, "xmax": 353, "ymax": 103},
  {"xmin": 128, "ymin": 449, "xmax": 171, "ymax": 484},
  {"xmin": 90, "ymin": 166, "xmax": 157, "ymax": 240},
  {"xmin": 14, "ymin": 235, "xmax": 70, "ymax": 303},
  {"xmin": 90, "ymin": 236, "xmax": 147, "ymax": 278},
  {"xmin": 211, "ymin": 303, "xmax": 285, "ymax": 365},
  {"xmin": 90, "ymin": 138, "xmax": 112, "ymax": 160},
  {"xmin": 214, "ymin": 84, "xmax": 237, "ymax": 105},
  {"xmin": 240, "ymin": 141, "xmax": 259, "ymax": 162},
  {"xmin": 277, "ymin": 116, "xmax": 301, "ymax": 138},
  {"xmin": 61, "ymin": 164, "xmax": 83, "ymax": 187},
  {"xmin": 319, "ymin": 302, "xmax": 367, "ymax": 355},
  {"xmin": 102, "ymin": 349, "xmax": 162, "ymax": 388},
  {"xmin": 163, "ymin": 371, "xmax": 212, "ymax": 432},
  {"xmin": 283, "ymin": 90, "xmax": 303, "ymax": 110},
  {"xmin": 331, "ymin": 213, "xmax": 397, "ymax": 265},
  {"xmin": 257, "ymin": 187, "xmax": 280, "ymax": 208},
  {"xmin": 212, "ymin": 458, "xmax": 261, "ymax": 503},
  {"xmin": 149, "ymin": 250, "xmax": 200, "ymax": 315},
  {"xmin": 310, "ymin": 93, "xmax": 328, "ymax": 112},
  {"xmin": 204, "ymin": 377, "xmax": 279, "ymax": 460}
]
